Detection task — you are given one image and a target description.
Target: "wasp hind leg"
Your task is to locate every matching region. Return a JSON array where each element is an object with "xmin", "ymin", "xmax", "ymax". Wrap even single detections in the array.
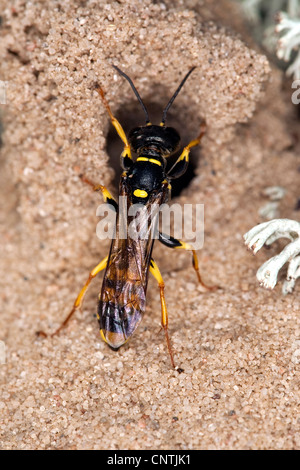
[
  {"xmin": 158, "ymin": 232, "xmax": 218, "ymax": 290},
  {"xmin": 37, "ymin": 256, "xmax": 108, "ymax": 338},
  {"xmin": 150, "ymin": 259, "xmax": 183, "ymax": 372}
]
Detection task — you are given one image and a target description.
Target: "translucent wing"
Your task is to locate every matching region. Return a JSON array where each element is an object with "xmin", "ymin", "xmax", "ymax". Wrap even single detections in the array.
[{"xmin": 98, "ymin": 175, "xmax": 168, "ymax": 348}]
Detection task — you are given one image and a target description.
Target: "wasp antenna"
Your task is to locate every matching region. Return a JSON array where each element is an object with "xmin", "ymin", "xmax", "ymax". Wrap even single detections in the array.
[
  {"xmin": 112, "ymin": 65, "xmax": 150, "ymax": 124},
  {"xmin": 161, "ymin": 66, "xmax": 196, "ymax": 125}
]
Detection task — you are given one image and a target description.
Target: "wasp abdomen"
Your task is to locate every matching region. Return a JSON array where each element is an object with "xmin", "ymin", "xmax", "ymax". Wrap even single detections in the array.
[{"xmin": 98, "ymin": 281, "xmax": 146, "ymax": 349}]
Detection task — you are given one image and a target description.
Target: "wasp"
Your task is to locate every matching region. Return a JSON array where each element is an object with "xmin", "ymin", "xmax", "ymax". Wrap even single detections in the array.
[{"xmin": 39, "ymin": 65, "xmax": 215, "ymax": 370}]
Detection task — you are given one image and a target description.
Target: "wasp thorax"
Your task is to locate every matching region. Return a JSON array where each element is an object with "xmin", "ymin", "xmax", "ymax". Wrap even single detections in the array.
[{"xmin": 128, "ymin": 125, "xmax": 180, "ymax": 156}]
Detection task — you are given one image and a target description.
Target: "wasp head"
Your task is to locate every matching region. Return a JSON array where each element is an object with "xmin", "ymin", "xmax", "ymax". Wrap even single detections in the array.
[{"xmin": 128, "ymin": 125, "xmax": 180, "ymax": 157}]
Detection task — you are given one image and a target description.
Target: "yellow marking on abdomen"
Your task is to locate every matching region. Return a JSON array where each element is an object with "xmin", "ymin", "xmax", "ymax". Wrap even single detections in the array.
[
  {"xmin": 100, "ymin": 329, "xmax": 129, "ymax": 348},
  {"xmin": 100, "ymin": 329, "xmax": 108, "ymax": 344}
]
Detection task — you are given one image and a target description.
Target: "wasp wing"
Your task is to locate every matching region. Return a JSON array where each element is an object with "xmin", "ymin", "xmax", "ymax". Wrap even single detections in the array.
[{"xmin": 98, "ymin": 176, "xmax": 169, "ymax": 348}]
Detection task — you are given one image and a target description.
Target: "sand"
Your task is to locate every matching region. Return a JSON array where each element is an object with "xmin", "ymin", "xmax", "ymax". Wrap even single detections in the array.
[{"xmin": 0, "ymin": 0, "xmax": 299, "ymax": 450}]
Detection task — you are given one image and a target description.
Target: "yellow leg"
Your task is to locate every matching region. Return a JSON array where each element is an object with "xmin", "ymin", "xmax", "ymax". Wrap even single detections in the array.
[
  {"xmin": 79, "ymin": 174, "xmax": 117, "ymax": 209},
  {"xmin": 168, "ymin": 121, "xmax": 206, "ymax": 178},
  {"xmin": 150, "ymin": 259, "xmax": 178, "ymax": 370},
  {"xmin": 179, "ymin": 242, "xmax": 218, "ymax": 291},
  {"xmin": 158, "ymin": 233, "xmax": 218, "ymax": 290},
  {"xmin": 37, "ymin": 256, "xmax": 108, "ymax": 337},
  {"xmin": 95, "ymin": 85, "xmax": 133, "ymax": 168}
]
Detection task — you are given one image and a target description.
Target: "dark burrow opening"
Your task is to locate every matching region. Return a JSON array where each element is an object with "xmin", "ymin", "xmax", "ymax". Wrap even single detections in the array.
[{"xmin": 105, "ymin": 98, "xmax": 202, "ymax": 198}]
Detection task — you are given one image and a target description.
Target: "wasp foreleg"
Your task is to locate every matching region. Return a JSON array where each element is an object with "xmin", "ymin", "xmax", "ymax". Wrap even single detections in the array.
[
  {"xmin": 95, "ymin": 85, "xmax": 133, "ymax": 170},
  {"xmin": 167, "ymin": 121, "xmax": 206, "ymax": 179}
]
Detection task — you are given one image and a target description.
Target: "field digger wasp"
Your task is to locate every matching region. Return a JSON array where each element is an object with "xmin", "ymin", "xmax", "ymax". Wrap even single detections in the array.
[{"xmin": 38, "ymin": 65, "xmax": 216, "ymax": 370}]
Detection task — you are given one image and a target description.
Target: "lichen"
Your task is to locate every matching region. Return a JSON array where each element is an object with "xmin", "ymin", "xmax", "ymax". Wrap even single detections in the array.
[
  {"xmin": 238, "ymin": 0, "xmax": 300, "ymax": 78},
  {"xmin": 244, "ymin": 218, "xmax": 300, "ymax": 294}
]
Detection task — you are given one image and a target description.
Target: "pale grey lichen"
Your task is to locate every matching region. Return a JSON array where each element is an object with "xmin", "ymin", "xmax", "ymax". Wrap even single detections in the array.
[
  {"xmin": 238, "ymin": 0, "xmax": 300, "ymax": 79},
  {"xmin": 239, "ymin": 0, "xmax": 289, "ymax": 24},
  {"xmin": 244, "ymin": 218, "xmax": 300, "ymax": 294},
  {"xmin": 258, "ymin": 186, "xmax": 286, "ymax": 220},
  {"xmin": 276, "ymin": 11, "xmax": 300, "ymax": 78}
]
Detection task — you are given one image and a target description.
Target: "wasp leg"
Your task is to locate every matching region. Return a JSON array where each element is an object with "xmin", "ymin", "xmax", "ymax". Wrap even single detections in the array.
[
  {"xmin": 79, "ymin": 174, "xmax": 118, "ymax": 211},
  {"xmin": 167, "ymin": 121, "xmax": 206, "ymax": 179},
  {"xmin": 150, "ymin": 258, "xmax": 180, "ymax": 370},
  {"xmin": 158, "ymin": 232, "xmax": 217, "ymax": 290},
  {"xmin": 95, "ymin": 85, "xmax": 133, "ymax": 170},
  {"xmin": 37, "ymin": 256, "xmax": 108, "ymax": 337}
]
